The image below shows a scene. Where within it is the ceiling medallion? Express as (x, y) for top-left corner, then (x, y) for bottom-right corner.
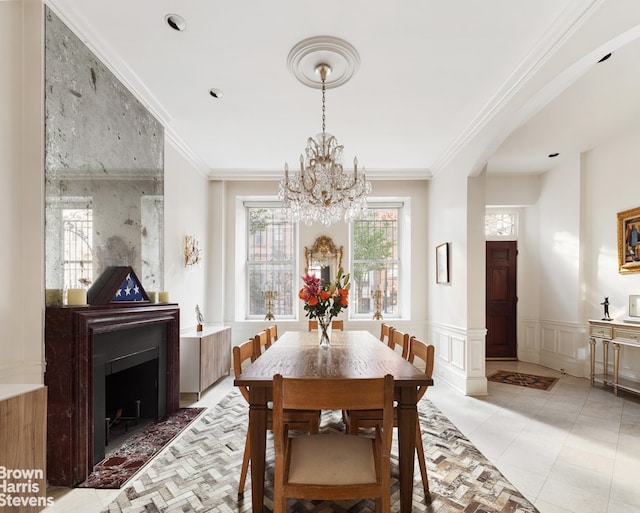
(287, 36), (360, 89)
(279, 38), (370, 227)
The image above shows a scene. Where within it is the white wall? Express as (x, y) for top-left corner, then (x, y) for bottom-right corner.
(428, 165), (489, 395)
(0, 0), (44, 384)
(518, 204), (541, 362)
(163, 140), (210, 332)
(486, 174), (541, 206)
(582, 127), (640, 380)
(538, 156), (582, 323)
(0, 1), (23, 382)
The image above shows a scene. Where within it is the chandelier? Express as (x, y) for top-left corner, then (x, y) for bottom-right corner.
(279, 63), (371, 226)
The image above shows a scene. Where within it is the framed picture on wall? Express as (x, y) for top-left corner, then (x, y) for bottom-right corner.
(436, 242), (450, 284)
(618, 206), (640, 274)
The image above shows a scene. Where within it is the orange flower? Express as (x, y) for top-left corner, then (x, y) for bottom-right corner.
(299, 268), (351, 320)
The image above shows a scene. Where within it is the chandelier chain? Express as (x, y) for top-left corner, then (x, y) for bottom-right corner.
(321, 74), (326, 136)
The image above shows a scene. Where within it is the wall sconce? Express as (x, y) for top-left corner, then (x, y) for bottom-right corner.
(184, 235), (202, 267)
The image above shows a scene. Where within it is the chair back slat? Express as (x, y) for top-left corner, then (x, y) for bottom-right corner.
(308, 319), (344, 331)
(267, 324), (278, 344)
(388, 328), (409, 359)
(379, 323), (392, 343)
(254, 329), (271, 359)
(232, 339), (255, 402)
(277, 377), (392, 412)
(407, 335), (435, 400)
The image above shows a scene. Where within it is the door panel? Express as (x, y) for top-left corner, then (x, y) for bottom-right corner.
(486, 241), (517, 359)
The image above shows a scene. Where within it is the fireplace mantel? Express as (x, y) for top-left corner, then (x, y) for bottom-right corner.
(45, 303), (180, 486)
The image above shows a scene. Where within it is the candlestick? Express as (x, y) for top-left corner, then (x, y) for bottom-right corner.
(373, 289), (383, 320)
(263, 290), (277, 320)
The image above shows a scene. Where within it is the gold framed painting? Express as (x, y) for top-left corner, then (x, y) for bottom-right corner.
(617, 206), (640, 274)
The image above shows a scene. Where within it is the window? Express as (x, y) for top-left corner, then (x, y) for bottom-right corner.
(485, 209), (518, 238)
(350, 205), (401, 318)
(63, 208), (93, 288)
(246, 204), (296, 319)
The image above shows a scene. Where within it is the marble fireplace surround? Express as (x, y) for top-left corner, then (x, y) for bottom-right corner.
(44, 304), (180, 487)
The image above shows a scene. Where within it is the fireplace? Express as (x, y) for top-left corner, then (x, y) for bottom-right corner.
(45, 304), (180, 486)
(93, 323), (167, 463)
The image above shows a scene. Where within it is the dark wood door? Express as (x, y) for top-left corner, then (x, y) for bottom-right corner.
(486, 241), (518, 359)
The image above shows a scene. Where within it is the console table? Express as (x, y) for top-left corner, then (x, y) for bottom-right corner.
(588, 319), (640, 396)
(180, 326), (231, 399)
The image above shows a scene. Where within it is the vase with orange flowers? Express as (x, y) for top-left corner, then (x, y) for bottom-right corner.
(299, 269), (350, 347)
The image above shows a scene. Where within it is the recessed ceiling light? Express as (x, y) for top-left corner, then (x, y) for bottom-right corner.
(165, 14), (186, 31)
(598, 52), (612, 63)
(209, 88), (224, 99)
(548, 153), (560, 158)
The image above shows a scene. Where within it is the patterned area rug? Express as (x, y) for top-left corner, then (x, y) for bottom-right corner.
(101, 389), (538, 513)
(488, 370), (558, 391)
(79, 408), (205, 489)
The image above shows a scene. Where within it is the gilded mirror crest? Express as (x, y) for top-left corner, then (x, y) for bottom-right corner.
(305, 236), (343, 283)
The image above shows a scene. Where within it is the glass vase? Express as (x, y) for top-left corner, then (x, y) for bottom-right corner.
(317, 314), (332, 348)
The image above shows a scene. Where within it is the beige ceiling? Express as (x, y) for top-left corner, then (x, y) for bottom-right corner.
(45, 0), (640, 180)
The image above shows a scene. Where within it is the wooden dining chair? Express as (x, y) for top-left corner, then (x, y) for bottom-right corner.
(387, 327), (409, 359)
(253, 329), (271, 360)
(272, 373), (394, 513)
(233, 339), (320, 498)
(379, 322), (392, 344)
(308, 319), (344, 331)
(343, 335), (435, 496)
(267, 324), (278, 345)
(330, 319), (344, 330)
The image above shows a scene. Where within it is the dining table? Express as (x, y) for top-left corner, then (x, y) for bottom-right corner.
(234, 329), (433, 513)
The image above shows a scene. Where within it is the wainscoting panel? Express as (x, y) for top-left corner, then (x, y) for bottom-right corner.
(524, 320), (588, 377)
(541, 326), (557, 352)
(518, 319), (540, 362)
(557, 326), (578, 358)
(450, 334), (466, 370)
(434, 329), (451, 362)
(430, 322), (487, 396)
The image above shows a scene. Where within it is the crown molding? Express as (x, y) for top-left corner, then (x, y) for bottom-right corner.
(430, 0), (606, 177)
(204, 167), (432, 181)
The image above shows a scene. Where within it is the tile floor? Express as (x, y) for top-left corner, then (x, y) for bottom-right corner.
(43, 361), (640, 513)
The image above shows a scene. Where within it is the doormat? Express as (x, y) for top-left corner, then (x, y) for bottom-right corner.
(78, 407), (205, 489)
(488, 370), (558, 391)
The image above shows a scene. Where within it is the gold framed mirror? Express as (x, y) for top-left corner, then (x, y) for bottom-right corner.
(305, 236), (343, 283)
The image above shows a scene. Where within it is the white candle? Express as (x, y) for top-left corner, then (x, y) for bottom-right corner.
(158, 291), (169, 303)
(147, 291), (157, 302)
(67, 288), (87, 306)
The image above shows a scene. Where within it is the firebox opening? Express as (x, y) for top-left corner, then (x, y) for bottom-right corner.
(93, 323), (167, 466)
(104, 358), (159, 450)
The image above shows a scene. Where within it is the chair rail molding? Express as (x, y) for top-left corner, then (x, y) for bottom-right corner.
(429, 321), (487, 396)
